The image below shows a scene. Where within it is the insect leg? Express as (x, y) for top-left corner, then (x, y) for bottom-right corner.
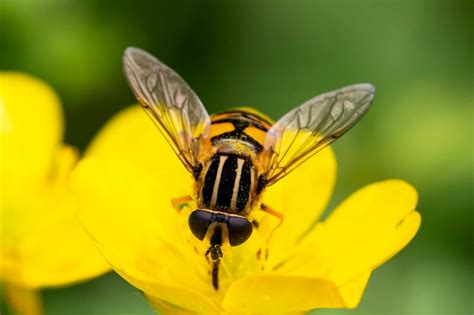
(171, 195), (193, 212)
(260, 203), (284, 220)
(246, 214), (260, 229)
(258, 203), (285, 264)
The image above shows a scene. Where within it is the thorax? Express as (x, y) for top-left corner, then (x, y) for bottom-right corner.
(195, 109), (273, 214)
(197, 153), (255, 214)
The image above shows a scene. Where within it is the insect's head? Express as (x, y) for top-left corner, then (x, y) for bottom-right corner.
(188, 209), (253, 247)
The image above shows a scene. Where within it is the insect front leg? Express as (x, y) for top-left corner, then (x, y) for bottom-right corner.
(253, 203), (285, 265)
(260, 203), (284, 221)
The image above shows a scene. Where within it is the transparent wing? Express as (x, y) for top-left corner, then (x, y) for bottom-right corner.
(123, 47), (210, 172)
(263, 84), (375, 185)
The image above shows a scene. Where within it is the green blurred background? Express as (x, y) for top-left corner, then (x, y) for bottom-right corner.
(1, 0), (472, 314)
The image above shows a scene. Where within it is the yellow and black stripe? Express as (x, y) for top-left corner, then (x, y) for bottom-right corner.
(208, 109), (273, 154)
(199, 109), (273, 214)
(201, 153), (254, 213)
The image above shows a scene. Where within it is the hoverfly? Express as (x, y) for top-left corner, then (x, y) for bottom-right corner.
(123, 47), (375, 290)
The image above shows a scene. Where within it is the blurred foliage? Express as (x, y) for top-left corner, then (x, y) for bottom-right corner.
(1, 0), (472, 314)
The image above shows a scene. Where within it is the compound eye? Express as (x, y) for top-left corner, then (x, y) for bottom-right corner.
(227, 216), (253, 246)
(188, 210), (213, 240)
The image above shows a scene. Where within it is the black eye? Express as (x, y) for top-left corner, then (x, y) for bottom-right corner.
(227, 216), (253, 246)
(188, 210), (213, 240)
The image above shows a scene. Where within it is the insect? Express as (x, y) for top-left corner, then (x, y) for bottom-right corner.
(123, 47), (375, 290)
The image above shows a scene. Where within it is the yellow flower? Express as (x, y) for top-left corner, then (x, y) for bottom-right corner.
(71, 106), (421, 314)
(0, 73), (110, 314)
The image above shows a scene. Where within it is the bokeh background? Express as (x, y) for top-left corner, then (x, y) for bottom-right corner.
(1, 0), (472, 314)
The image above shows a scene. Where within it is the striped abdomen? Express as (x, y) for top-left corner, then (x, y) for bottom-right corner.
(200, 153), (255, 214)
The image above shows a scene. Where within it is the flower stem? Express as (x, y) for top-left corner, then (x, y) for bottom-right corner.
(4, 284), (43, 315)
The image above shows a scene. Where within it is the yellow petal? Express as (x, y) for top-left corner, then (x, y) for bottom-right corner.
(70, 155), (187, 254)
(322, 179), (420, 279)
(0, 72), (63, 190)
(278, 180), (421, 307)
(147, 297), (193, 315)
(0, 72), (108, 288)
(70, 157), (218, 302)
(0, 146), (109, 288)
(142, 284), (220, 314)
(261, 147), (336, 268)
(336, 270), (371, 309)
(223, 274), (344, 313)
(85, 106), (190, 198)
